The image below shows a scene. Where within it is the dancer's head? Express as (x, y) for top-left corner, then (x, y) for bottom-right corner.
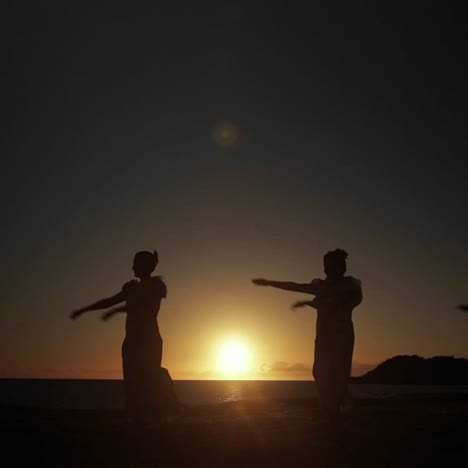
(133, 250), (159, 279)
(323, 249), (348, 279)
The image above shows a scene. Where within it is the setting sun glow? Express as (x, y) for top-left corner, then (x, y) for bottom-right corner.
(217, 340), (251, 375)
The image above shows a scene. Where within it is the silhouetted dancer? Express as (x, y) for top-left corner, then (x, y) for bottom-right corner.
(70, 250), (179, 425)
(252, 249), (362, 431)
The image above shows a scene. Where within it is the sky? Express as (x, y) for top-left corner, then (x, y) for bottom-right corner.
(3, 2), (468, 380)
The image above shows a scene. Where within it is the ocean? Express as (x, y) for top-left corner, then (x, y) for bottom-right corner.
(1, 379), (468, 409)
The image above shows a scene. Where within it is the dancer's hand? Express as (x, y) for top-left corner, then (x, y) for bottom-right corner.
(101, 310), (116, 321)
(70, 309), (84, 320)
(291, 300), (313, 310)
(252, 278), (271, 286)
(456, 304), (468, 311)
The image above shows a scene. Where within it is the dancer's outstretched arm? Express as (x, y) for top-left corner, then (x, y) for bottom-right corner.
(457, 304), (468, 311)
(291, 300), (315, 310)
(70, 292), (125, 320)
(101, 304), (128, 321)
(252, 278), (319, 295)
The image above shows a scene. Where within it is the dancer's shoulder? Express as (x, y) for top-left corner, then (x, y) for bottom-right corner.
(151, 276), (167, 297)
(121, 279), (138, 293)
(344, 276), (361, 288)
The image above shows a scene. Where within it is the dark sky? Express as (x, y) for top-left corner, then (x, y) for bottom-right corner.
(3, 2), (468, 378)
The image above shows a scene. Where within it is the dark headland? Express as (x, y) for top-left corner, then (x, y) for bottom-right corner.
(352, 355), (468, 384)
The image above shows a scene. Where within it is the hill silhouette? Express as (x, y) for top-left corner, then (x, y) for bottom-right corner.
(352, 355), (468, 384)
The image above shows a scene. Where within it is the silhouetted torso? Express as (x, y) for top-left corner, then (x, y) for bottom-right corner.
(120, 276), (168, 418)
(122, 276), (167, 343)
(310, 275), (362, 417)
(311, 276), (361, 339)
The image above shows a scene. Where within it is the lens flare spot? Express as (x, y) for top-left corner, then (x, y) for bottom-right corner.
(212, 121), (242, 147)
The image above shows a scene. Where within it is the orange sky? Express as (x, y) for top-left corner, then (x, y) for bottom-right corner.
(5, 3), (468, 381)
(3, 238), (468, 380)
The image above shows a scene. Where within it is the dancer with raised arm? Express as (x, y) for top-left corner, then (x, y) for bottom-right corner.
(70, 250), (178, 425)
(253, 249), (362, 431)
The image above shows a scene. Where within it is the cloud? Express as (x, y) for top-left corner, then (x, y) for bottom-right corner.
(0, 367), (123, 379)
(261, 361), (311, 373)
(260, 360), (376, 377)
(78, 368), (121, 374)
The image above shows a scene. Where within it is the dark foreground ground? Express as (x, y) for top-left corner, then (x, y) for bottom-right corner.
(2, 397), (467, 468)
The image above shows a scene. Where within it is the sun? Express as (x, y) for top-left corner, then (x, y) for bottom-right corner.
(217, 340), (251, 375)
